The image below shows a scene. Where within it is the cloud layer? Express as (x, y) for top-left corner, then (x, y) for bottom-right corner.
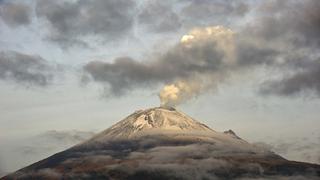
(36, 0), (136, 47)
(245, 0), (320, 96)
(137, 0), (181, 33)
(82, 0), (320, 104)
(0, 51), (55, 86)
(1, 0), (320, 101)
(0, 1), (31, 27)
(84, 26), (237, 105)
(254, 135), (320, 165)
(181, 0), (249, 27)
(7, 134), (320, 179)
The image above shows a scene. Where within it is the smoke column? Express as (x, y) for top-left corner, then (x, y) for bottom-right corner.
(159, 26), (235, 107)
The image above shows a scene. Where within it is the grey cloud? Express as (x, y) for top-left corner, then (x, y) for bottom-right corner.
(181, 0), (249, 26)
(0, 51), (54, 86)
(83, 0), (320, 99)
(236, 0), (319, 67)
(247, 0), (320, 48)
(82, 29), (281, 98)
(36, 0), (136, 48)
(260, 62), (320, 96)
(83, 36), (226, 95)
(248, 0), (320, 96)
(15, 168), (62, 179)
(82, 27), (281, 98)
(0, 1), (31, 27)
(236, 42), (280, 66)
(138, 0), (182, 33)
(83, 57), (159, 95)
(248, 0), (320, 60)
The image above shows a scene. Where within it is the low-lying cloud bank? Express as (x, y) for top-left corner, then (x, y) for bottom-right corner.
(2, 129), (319, 178)
(7, 134), (320, 179)
(254, 135), (320, 165)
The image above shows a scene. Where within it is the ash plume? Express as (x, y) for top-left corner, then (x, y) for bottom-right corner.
(159, 81), (200, 107)
(84, 26), (235, 105)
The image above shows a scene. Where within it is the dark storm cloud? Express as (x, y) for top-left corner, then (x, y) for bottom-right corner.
(0, 1), (31, 27)
(35, 0), (136, 48)
(0, 51), (53, 86)
(138, 0), (182, 33)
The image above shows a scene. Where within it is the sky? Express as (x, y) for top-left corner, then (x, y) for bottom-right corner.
(0, 0), (320, 174)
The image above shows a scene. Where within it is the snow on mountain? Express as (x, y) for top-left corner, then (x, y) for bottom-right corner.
(92, 107), (213, 139)
(3, 107), (320, 180)
(72, 106), (275, 159)
(84, 107), (260, 151)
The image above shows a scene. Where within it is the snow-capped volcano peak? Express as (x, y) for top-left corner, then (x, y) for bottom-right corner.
(5, 107), (320, 180)
(129, 106), (212, 131)
(92, 107), (214, 140)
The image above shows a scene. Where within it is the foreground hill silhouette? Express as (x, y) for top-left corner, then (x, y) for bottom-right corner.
(3, 107), (320, 179)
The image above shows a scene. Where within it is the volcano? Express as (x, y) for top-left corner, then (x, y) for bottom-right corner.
(3, 107), (320, 179)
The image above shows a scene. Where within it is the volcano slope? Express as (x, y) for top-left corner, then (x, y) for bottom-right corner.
(3, 107), (320, 179)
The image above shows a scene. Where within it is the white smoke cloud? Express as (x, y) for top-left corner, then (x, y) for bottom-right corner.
(159, 26), (236, 107)
(159, 80), (201, 107)
(180, 26), (236, 63)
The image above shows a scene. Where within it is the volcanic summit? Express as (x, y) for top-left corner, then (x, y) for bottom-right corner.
(3, 107), (320, 179)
